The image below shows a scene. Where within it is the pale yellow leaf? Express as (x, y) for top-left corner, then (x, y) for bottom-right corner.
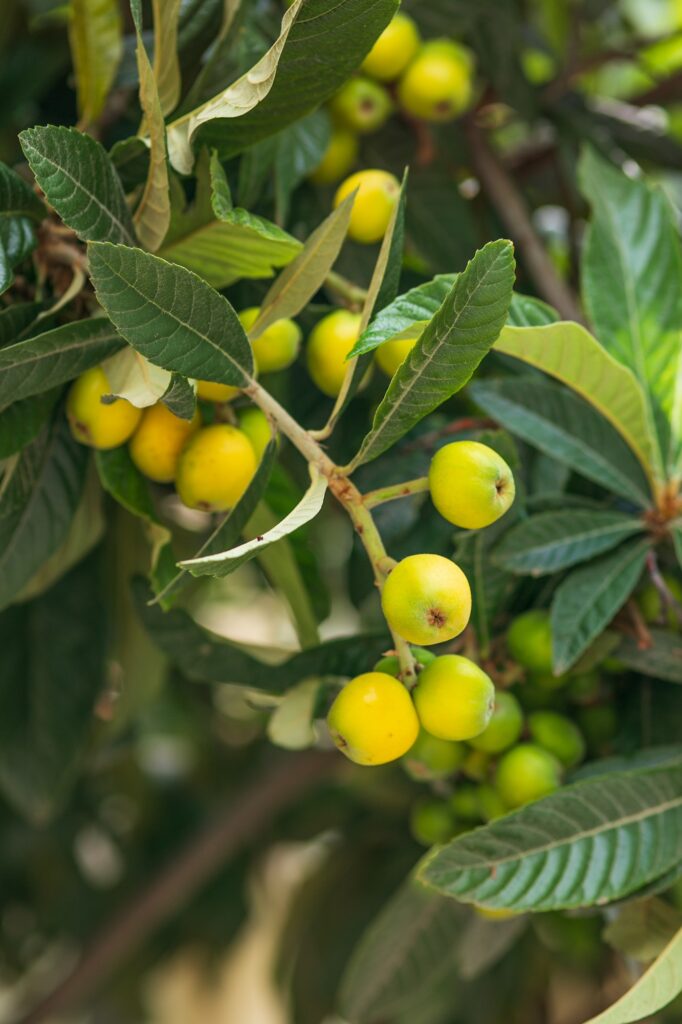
(102, 347), (171, 407)
(132, 11), (171, 252)
(68, 0), (123, 126)
(151, 0), (181, 116)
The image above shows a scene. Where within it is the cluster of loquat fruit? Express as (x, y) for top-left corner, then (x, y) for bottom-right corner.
(308, 8), (475, 246)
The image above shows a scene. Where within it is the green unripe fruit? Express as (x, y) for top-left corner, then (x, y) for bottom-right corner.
(469, 690), (523, 754)
(397, 39), (474, 122)
(309, 128), (359, 185)
(461, 747), (491, 782)
(410, 798), (457, 846)
(531, 670), (572, 692)
(361, 12), (421, 82)
(381, 553), (471, 646)
(429, 440), (515, 530)
(566, 670), (601, 705)
(413, 655), (495, 741)
(373, 647), (436, 676)
(329, 77), (392, 134)
(507, 610), (554, 675)
(402, 728), (465, 781)
(528, 711), (586, 768)
(477, 783), (507, 822)
(238, 307), (301, 374)
(237, 407), (274, 462)
(326, 671), (419, 765)
(637, 574), (682, 629)
(449, 782), (483, 823)
(334, 168), (401, 244)
(495, 743), (562, 809)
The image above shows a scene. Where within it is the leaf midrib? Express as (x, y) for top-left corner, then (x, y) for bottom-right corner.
(507, 517), (640, 560)
(0, 327), (120, 373)
(429, 775), (682, 872)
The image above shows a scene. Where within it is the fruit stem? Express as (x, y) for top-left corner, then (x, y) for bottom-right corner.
(324, 270), (368, 311)
(245, 379), (418, 684)
(363, 476), (430, 509)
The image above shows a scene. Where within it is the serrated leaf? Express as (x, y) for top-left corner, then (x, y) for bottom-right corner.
(180, 464), (327, 577)
(20, 125), (135, 245)
(152, 437), (277, 605)
(0, 161), (45, 293)
(494, 511), (644, 576)
(351, 240), (515, 468)
(470, 377), (653, 507)
(0, 389), (59, 458)
(0, 553), (106, 821)
(101, 346), (171, 407)
(615, 629), (682, 683)
(95, 444), (158, 522)
(248, 192), (355, 339)
(136, 578), (389, 692)
(151, 0), (181, 116)
(0, 318), (123, 407)
(579, 147), (682, 478)
(267, 678), (319, 750)
(420, 753), (682, 913)
(580, 926), (682, 1024)
(168, 0), (397, 168)
(68, 0), (123, 126)
(130, 0), (171, 252)
(338, 880), (466, 1023)
(551, 538), (651, 674)
(158, 153), (299, 288)
(0, 302), (43, 348)
(494, 321), (660, 492)
(167, 0), (304, 173)
(0, 416), (88, 610)
(161, 373), (196, 420)
(87, 242), (254, 386)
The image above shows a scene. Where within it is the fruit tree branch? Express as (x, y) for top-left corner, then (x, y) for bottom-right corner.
(464, 118), (583, 323)
(364, 476), (431, 509)
(16, 751), (335, 1024)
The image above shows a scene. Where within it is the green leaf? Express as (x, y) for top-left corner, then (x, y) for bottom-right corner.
(494, 321), (660, 493)
(420, 752), (682, 913)
(167, 0), (398, 168)
(0, 389), (59, 458)
(151, 0), (181, 116)
(180, 464), (327, 578)
(248, 192), (355, 339)
(152, 437), (278, 605)
(455, 526), (517, 657)
(338, 880), (466, 1024)
(20, 125), (135, 245)
(551, 538), (651, 674)
(0, 161), (45, 293)
(67, 0), (123, 126)
(87, 242), (254, 386)
(615, 629), (682, 684)
(351, 240), (515, 467)
(494, 511), (645, 576)
(0, 302), (43, 348)
(130, 0), (171, 252)
(157, 154), (300, 288)
(507, 293), (559, 327)
(95, 444), (158, 522)
(0, 553), (106, 821)
(273, 109), (331, 223)
(579, 147), (682, 477)
(161, 373), (196, 420)
(0, 318), (123, 406)
(135, 579), (389, 692)
(579, 926), (682, 1024)
(470, 378), (653, 507)
(0, 416), (88, 611)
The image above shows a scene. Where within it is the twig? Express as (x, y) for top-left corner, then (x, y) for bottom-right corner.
(16, 751), (335, 1024)
(364, 476), (430, 510)
(324, 270), (368, 311)
(463, 118), (584, 323)
(626, 599), (653, 650)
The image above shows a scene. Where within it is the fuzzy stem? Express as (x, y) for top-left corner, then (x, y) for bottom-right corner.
(364, 476), (430, 510)
(324, 270), (368, 310)
(245, 379), (418, 683)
